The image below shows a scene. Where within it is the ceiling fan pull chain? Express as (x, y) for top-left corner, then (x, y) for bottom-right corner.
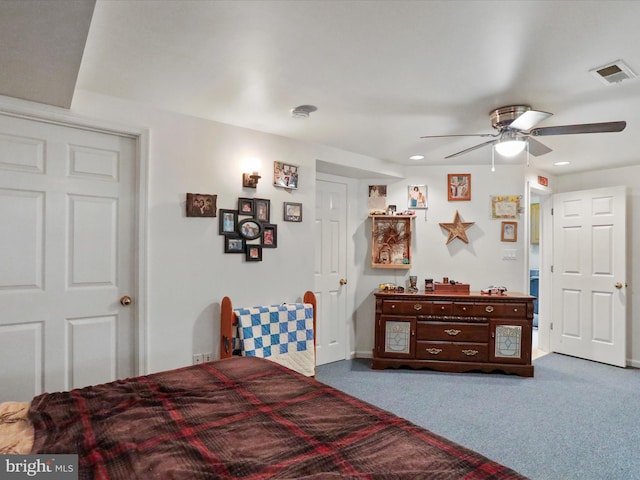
(526, 139), (530, 167)
(491, 145), (495, 172)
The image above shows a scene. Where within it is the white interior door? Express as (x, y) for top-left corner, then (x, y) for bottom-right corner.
(0, 113), (137, 401)
(551, 186), (627, 367)
(314, 179), (348, 365)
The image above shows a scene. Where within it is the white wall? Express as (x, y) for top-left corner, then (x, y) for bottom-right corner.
(351, 164), (530, 357)
(554, 165), (640, 367)
(14, 90), (636, 372)
(70, 91), (390, 374)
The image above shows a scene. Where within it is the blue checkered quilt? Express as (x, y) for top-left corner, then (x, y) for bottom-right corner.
(234, 303), (314, 359)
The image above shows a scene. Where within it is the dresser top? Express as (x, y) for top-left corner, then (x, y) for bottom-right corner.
(374, 291), (535, 301)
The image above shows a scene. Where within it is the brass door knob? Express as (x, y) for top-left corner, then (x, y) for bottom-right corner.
(339, 278), (347, 285)
(615, 282), (626, 289)
(120, 295), (132, 306)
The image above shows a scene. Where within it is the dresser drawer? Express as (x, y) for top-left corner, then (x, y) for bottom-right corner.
(381, 300), (432, 315)
(416, 341), (488, 362)
(417, 322), (488, 342)
(461, 302), (528, 318)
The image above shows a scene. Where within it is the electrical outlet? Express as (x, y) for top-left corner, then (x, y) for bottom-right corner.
(203, 352), (212, 363)
(193, 354), (204, 365)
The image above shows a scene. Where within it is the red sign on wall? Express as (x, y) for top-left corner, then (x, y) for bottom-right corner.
(538, 176), (549, 187)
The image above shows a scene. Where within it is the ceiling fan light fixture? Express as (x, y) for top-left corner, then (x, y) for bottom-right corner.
(495, 131), (526, 157)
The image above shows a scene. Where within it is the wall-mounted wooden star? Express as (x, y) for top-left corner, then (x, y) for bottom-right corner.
(439, 210), (475, 245)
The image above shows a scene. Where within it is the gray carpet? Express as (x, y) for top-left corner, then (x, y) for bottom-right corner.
(316, 353), (640, 480)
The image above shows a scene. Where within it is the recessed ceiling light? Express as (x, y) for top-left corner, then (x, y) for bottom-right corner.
(554, 161), (570, 166)
(409, 155), (424, 160)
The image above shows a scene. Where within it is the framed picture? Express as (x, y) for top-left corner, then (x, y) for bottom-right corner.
(501, 221), (518, 242)
(491, 195), (521, 219)
(254, 198), (270, 223)
(245, 244), (263, 262)
(408, 185), (427, 209)
(186, 193), (217, 217)
(238, 197), (255, 215)
(261, 224), (277, 248)
(273, 161), (299, 189)
(448, 174), (471, 201)
(368, 185), (387, 211)
(237, 218), (263, 240)
(284, 202), (302, 222)
(224, 235), (245, 253)
(218, 209), (238, 235)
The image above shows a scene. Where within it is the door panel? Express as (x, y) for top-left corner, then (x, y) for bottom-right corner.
(551, 186), (626, 367)
(0, 114), (137, 401)
(314, 180), (347, 365)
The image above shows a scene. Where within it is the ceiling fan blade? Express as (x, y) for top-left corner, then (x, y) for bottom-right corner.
(530, 121), (626, 137)
(526, 137), (552, 156)
(445, 139), (497, 159)
(420, 133), (498, 139)
(509, 109), (553, 131)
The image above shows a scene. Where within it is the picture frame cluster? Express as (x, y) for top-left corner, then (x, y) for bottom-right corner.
(219, 197), (278, 261)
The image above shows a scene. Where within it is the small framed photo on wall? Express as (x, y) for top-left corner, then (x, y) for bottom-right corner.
(501, 221), (517, 242)
(408, 185), (427, 209)
(224, 235), (245, 253)
(261, 224), (277, 248)
(218, 209), (238, 235)
(238, 197), (255, 215)
(273, 161), (299, 189)
(284, 202), (302, 222)
(245, 244), (263, 262)
(186, 193), (217, 217)
(448, 174), (471, 201)
(491, 195), (521, 219)
(254, 198), (270, 223)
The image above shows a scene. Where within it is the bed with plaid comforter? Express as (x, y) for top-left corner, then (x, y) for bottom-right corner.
(29, 356), (527, 479)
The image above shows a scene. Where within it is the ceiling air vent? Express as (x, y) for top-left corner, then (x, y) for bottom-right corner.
(590, 60), (637, 85)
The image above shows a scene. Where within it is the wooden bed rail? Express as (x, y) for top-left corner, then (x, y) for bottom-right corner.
(220, 291), (317, 359)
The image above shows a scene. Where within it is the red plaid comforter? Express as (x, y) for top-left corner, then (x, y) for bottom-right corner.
(29, 356), (527, 479)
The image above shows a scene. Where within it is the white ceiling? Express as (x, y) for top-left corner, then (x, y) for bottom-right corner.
(3, 0), (640, 175)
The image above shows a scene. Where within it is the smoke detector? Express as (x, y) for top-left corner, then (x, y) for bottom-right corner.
(590, 60), (637, 85)
(291, 105), (317, 119)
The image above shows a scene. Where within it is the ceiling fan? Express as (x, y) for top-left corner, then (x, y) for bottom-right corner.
(420, 105), (626, 159)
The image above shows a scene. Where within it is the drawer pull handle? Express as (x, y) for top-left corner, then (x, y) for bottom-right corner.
(462, 349), (479, 356)
(441, 306), (446, 311)
(444, 329), (461, 336)
(485, 306), (494, 313)
(426, 348), (443, 355)
(513, 308), (518, 312)
(391, 305), (396, 309)
(413, 304), (423, 311)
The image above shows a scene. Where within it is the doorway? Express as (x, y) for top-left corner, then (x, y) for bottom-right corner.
(528, 184), (550, 358)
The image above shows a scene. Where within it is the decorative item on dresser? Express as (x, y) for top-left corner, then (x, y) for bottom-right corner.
(372, 291), (535, 377)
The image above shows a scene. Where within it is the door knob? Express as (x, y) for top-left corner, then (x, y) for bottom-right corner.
(615, 282), (625, 289)
(120, 295), (132, 306)
(339, 278), (347, 285)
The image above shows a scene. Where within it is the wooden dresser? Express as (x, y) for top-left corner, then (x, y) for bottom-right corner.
(373, 291), (535, 377)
